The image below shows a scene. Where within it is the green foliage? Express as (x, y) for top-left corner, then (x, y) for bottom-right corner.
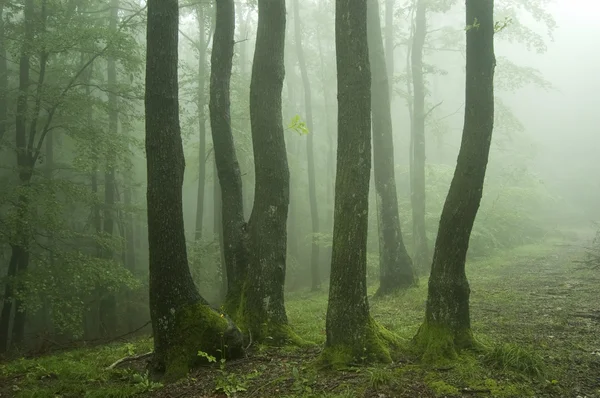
(188, 236), (224, 302)
(286, 115), (310, 136)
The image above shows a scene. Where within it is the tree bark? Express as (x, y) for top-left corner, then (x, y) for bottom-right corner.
(414, 0), (496, 360)
(244, 0), (296, 343)
(195, 4), (208, 241)
(292, 0), (320, 291)
(99, 0), (119, 338)
(322, 0), (398, 367)
(367, 0), (416, 295)
(210, 0), (249, 313)
(145, 0), (242, 380)
(410, 0), (429, 272)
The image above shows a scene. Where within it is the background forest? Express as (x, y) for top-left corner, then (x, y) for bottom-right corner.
(0, 0), (599, 397)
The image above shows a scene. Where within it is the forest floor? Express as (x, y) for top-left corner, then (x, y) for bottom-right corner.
(0, 238), (599, 397)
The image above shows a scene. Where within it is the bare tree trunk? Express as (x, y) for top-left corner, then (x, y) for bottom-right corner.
(195, 4), (208, 241)
(367, 0), (416, 295)
(211, 0), (249, 313)
(145, 0), (242, 380)
(414, 0), (496, 360)
(410, 0), (429, 272)
(244, 0), (295, 343)
(292, 0), (320, 291)
(99, 0), (119, 338)
(385, 0), (394, 100)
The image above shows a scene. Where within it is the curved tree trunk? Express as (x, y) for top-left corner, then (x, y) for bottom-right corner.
(414, 0), (496, 360)
(243, 0), (296, 343)
(210, 0), (249, 313)
(145, 0), (242, 381)
(410, 0), (429, 272)
(322, 0), (399, 368)
(292, 0), (320, 292)
(367, 0), (416, 295)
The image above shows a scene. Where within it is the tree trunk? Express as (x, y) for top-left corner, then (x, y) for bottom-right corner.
(99, 0), (119, 339)
(8, 0), (35, 350)
(195, 4), (208, 241)
(410, 0), (429, 272)
(244, 0), (297, 343)
(213, 160), (226, 301)
(385, 0), (394, 100)
(0, 1), (7, 143)
(210, 0), (249, 313)
(292, 0), (320, 291)
(145, 0), (243, 381)
(322, 0), (399, 368)
(414, 0), (496, 361)
(367, 0), (416, 295)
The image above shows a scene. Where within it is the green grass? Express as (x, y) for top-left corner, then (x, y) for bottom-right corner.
(1, 239), (599, 397)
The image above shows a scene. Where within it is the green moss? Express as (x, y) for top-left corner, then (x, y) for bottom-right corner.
(428, 380), (459, 395)
(319, 319), (403, 369)
(412, 322), (479, 363)
(163, 303), (243, 382)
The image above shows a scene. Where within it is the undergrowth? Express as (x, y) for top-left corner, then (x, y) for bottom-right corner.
(0, 240), (597, 397)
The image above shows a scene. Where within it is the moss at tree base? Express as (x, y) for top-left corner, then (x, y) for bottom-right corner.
(412, 321), (481, 363)
(161, 302), (244, 382)
(319, 318), (403, 369)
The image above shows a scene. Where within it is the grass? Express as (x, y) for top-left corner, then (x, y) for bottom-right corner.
(1, 238), (599, 397)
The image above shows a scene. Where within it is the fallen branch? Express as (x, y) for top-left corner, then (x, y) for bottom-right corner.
(106, 351), (153, 370)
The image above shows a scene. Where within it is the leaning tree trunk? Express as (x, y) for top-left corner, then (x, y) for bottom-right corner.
(292, 0), (320, 291)
(410, 0), (429, 272)
(99, 0), (119, 338)
(194, 4), (208, 241)
(367, 0), (416, 296)
(414, 0), (496, 361)
(322, 0), (399, 368)
(210, 0), (249, 314)
(243, 0), (299, 344)
(145, 0), (243, 381)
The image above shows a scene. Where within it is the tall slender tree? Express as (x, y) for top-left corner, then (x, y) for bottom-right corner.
(414, 0), (496, 360)
(195, 4), (208, 241)
(210, 0), (249, 314)
(0, 0), (7, 143)
(99, 0), (119, 338)
(322, 0), (399, 367)
(385, 0), (394, 97)
(243, 0), (297, 342)
(367, 0), (416, 295)
(292, 0), (320, 291)
(145, 0), (242, 380)
(410, 0), (429, 272)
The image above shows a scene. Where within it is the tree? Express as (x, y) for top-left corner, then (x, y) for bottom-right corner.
(0, 0), (6, 144)
(322, 0), (399, 367)
(414, 0), (496, 360)
(410, 0), (429, 272)
(209, 0), (248, 313)
(241, 0), (297, 343)
(367, 0), (416, 295)
(145, 0), (242, 380)
(291, 0), (320, 291)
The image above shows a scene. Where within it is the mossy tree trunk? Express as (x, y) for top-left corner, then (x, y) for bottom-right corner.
(292, 0), (320, 292)
(244, 0), (296, 343)
(322, 0), (399, 368)
(410, 0), (429, 272)
(414, 0), (496, 361)
(367, 0), (416, 296)
(210, 0), (249, 313)
(145, 0), (243, 380)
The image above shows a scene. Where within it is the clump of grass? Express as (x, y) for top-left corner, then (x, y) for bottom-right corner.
(367, 367), (394, 389)
(483, 343), (546, 379)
